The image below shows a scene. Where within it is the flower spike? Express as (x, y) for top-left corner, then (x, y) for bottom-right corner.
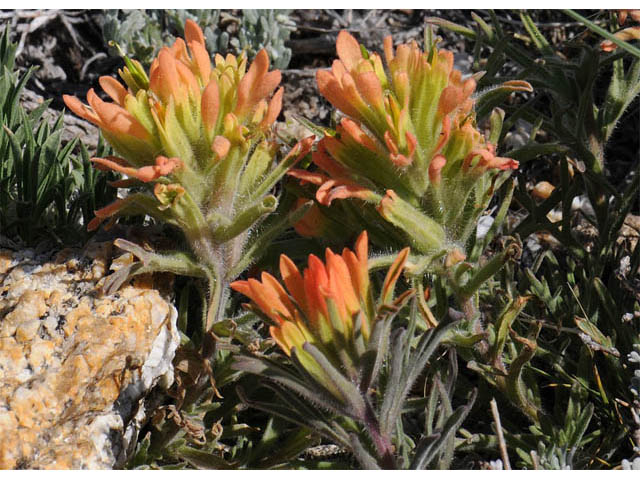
(64, 19), (308, 332)
(232, 231), (410, 382)
(292, 30), (524, 254)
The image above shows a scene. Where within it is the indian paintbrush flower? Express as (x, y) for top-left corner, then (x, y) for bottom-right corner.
(230, 231), (474, 469)
(231, 231), (411, 400)
(64, 20), (313, 330)
(290, 31), (529, 257)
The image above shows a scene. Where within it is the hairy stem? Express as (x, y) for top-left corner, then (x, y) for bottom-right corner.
(363, 402), (396, 469)
(205, 267), (224, 333)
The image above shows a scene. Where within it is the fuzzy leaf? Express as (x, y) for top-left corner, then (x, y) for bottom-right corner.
(520, 12), (553, 56)
(600, 58), (640, 142)
(489, 296), (529, 366)
(233, 354), (348, 416)
(348, 433), (381, 470)
(303, 343), (366, 419)
(574, 312), (619, 357)
(387, 319), (459, 436)
(358, 316), (392, 394)
(461, 244), (520, 300)
(177, 446), (237, 469)
(470, 180), (515, 262)
(475, 80), (533, 121)
(504, 142), (569, 164)
(379, 328), (408, 438)
(410, 389), (477, 469)
(212, 195), (278, 243)
(103, 239), (208, 295)
(424, 17), (477, 39)
(237, 385), (350, 448)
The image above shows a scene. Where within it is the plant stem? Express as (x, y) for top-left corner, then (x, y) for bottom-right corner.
(205, 262), (226, 333)
(363, 402), (396, 469)
(460, 293), (485, 341)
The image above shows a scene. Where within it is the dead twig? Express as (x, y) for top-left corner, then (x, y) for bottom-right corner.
(281, 68), (320, 77)
(490, 397), (511, 470)
(59, 12), (82, 50)
(325, 9), (350, 28)
(530, 450), (540, 469)
(80, 52), (107, 81)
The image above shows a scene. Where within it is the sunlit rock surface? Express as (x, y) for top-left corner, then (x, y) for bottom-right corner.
(0, 243), (178, 469)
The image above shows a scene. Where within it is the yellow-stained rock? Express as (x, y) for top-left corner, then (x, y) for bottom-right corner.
(0, 243), (178, 469)
(0, 250), (12, 275)
(29, 340), (55, 370)
(15, 319), (41, 343)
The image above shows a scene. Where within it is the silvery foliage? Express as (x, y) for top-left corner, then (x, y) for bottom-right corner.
(102, 10), (294, 69)
(102, 9), (166, 65)
(623, 345), (640, 470)
(233, 10), (295, 70)
(532, 442), (576, 470)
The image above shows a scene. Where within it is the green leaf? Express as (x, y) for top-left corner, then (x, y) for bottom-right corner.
(424, 17), (476, 39)
(349, 432), (381, 469)
(103, 239), (208, 295)
(577, 287), (619, 358)
(475, 80), (533, 127)
(233, 355), (347, 416)
(252, 424), (315, 469)
(471, 12), (494, 40)
(379, 328), (408, 438)
(303, 343), (366, 418)
(358, 314), (391, 393)
(569, 403), (594, 447)
(236, 385), (350, 448)
(600, 58), (640, 142)
(381, 320), (458, 438)
(470, 180), (515, 262)
(563, 9), (640, 59)
(0, 27), (17, 72)
(461, 244), (520, 300)
(488, 107), (505, 145)
(177, 446), (237, 469)
(212, 195), (278, 243)
(489, 296), (528, 366)
(410, 389), (476, 469)
(247, 139), (312, 204)
(505, 330), (540, 421)
(504, 142), (569, 164)
(520, 12), (553, 56)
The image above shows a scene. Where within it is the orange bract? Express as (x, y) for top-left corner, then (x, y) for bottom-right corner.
(288, 31), (524, 251)
(63, 19), (283, 177)
(231, 232), (409, 357)
(299, 31), (518, 206)
(63, 19), (288, 232)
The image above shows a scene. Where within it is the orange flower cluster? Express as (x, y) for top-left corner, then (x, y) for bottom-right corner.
(289, 31), (523, 252)
(232, 232), (409, 383)
(65, 20), (281, 166)
(63, 20), (313, 337)
(64, 20), (300, 233)
(232, 231), (374, 351)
